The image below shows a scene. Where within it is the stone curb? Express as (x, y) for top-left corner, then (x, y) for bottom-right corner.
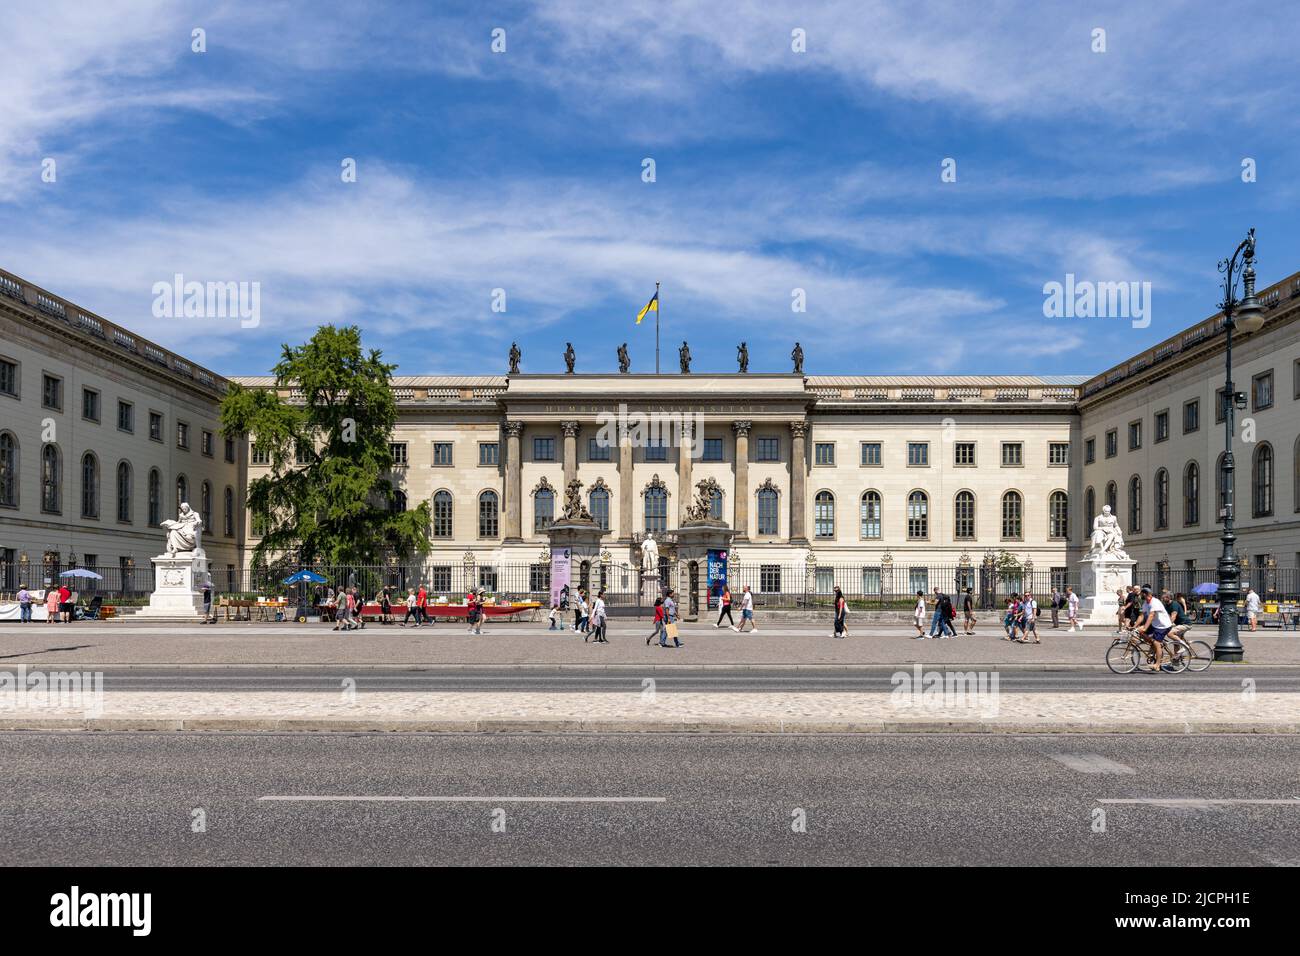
(0, 716), (1297, 734)
(10, 662), (1298, 671)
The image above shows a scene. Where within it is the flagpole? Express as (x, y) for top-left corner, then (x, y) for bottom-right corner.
(655, 281), (661, 374)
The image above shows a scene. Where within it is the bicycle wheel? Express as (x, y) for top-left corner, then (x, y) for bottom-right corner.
(1184, 640), (1214, 672)
(1105, 640), (1139, 674)
(1163, 640), (1190, 674)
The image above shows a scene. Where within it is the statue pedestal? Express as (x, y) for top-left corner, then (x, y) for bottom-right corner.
(1076, 556), (1136, 628)
(673, 519), (736, 622)
(640, 573), (661, 604)
(134, 553), (207, 620)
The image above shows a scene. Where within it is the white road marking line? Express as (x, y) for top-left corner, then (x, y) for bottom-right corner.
(1050, 754), (1136, 774)
(1098, 798), (1300, 806)
(258, 795), (666, 803)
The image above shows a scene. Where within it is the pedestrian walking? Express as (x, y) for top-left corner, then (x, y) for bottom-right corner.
(201, 577), (214, 624)
(58, 583), (73, 623)
(1244, 585), (1262, 632)
(962, 587), (975, 635)
(1001, 595), (1020, 640)
(832, 586), (847, 638)
(663, 589), (682, 647)
(714, 585), (735, 628)
(912, 590), (927, 639)
(400, 588), (421, 627)
(591, 590), (608, 643)
(381, 586), (393, 624)
(548, 602), (561, 630)
(45, 586), (59, 624)
(1066, 585), (1080, 632)
(648, 596), (665, 645)
(929, 588), (956, 638)
(1018, 591), (1040, 644)
(735, 585), (756, 633)
(1049, 587), (1062, 628)
(17, 584), (32, 624)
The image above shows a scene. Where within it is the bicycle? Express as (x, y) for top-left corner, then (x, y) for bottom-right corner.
(1105, 626), (1213, 674)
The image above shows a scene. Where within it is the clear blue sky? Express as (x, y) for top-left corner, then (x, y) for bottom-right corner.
(1, 1), (1296, 377)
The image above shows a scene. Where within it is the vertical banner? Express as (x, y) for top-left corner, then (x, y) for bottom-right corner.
(706, 548), (728, 610)
(550, 547), (571, 609)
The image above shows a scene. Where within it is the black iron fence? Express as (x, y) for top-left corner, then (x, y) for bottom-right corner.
(2, 559), (1296, 611)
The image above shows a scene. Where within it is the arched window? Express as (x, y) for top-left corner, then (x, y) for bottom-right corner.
(1000, 490), (1022, 540)
(588, 486), (609, 531)
(709, 487), (724, 520)
(1252, 443), (1273, 517)
(116, 461), (132, 523)
(535, 487), (554, 533)
(41, 444), (61, 513)
(432, 490), (453, 537)
(814, 490), (835, 539)
(907, 490), (928, 539)
(479, 490), (499, 537)
(0, 432), (17, 507)
(1128, 475), (1141, 534)
(224, 486), (234, 536)
(148, 469), (162, 526)
(1083, 487), (1095, 542)
(1184, 462), (1200, 526)
(954, 490), (975, 540)
(860, 490), (881, 539)
(1154, 468), (1169, 530)
(81, 452), (99, 518)
(176, 474), (188, 512)
(1105, 481), (1117, 515)
(1049, 490), (1068, 540)
(391, 489), (408, 512)
(645, 483), (668, 534)
(201, 480), (212, 530)
(1216, 452), (1229, 522)
(756, 486), (779, 535)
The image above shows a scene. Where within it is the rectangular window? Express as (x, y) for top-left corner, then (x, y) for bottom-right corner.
(81, 388), (99, 422)
(0, 358), (16, 397)
(1154, 410), (1169, 443)
(1001, 442), (1023, 467)
(1252, 370), (1273, 411)
(757, 489), (779, 535)
(954, 442), (975, 466)
(201, 430), (214, 457)
(1295, 359), (1300, 400)
(176, 421), (190, 450)
(1215, 388), (1227, 424)
(388, 442), (408, 466)
(149, 412), (163, 442)
(42, 374), (62, 411)
(860, 442), (881, 466)
(429, 566), (452, 593)
(907, 442), (928, 467)
(909, 567), (929, 595)
(756, 437), (780, 462)
(861, 567), (881, 596)
(432, 442), (453, 466)
(759, 565), (782, 594)
(814, 442), (835, 466)
(225, 436), (235, 463)
(1183, 399), (1199, 434)
(1084, 437), (1095, 464)
(117, 400), (134, 433)
(478, 566), (498, 593)
(587, 437), (612, 461)
(529, 563), (550, 594)
(815, 567), (834, 594)
(251, 443), (269, 465)
(479, 442), (499, 466)
(701, 438), (723, 462)
(1049, 442), (1070, 466)
(1128, 421), (1142, 451)
(645, 439), (667, 462)
(1105, 429), (1117, 458)
(533, 437), (555, 461)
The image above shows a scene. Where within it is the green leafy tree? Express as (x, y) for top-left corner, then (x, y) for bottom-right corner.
(220, 325), (429, 566)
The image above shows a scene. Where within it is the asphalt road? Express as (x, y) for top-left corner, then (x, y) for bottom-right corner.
(1, 732), (1297, 865)
(65, 665), (1300, 693)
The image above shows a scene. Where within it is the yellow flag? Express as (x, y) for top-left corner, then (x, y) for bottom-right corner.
(636, 291), (659, 325)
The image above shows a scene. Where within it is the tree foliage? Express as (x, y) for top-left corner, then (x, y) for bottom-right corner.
(220, 325), (429, 565)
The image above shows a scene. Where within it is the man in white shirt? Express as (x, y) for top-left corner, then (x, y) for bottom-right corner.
(1137, 585), (1173, 671)
(1244, 586), (1262, 632)
(1066, 586), (1080, 632)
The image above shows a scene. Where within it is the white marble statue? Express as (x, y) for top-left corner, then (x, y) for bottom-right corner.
(161, 502), (204, 557)
(1086, 505), (1128, 560)
(640, 533), (659, 575)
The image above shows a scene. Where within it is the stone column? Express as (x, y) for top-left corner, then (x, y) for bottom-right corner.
(503, 421), (523, 542)
(618, 422), (634, 541)
(789, 420), (809, 545)
(677, 419), (694, 525)
(561, 420), (579, 486)
(732, 420), (751, 540)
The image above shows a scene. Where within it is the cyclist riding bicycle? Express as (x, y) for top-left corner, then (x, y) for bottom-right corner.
(1134, 584), (1174, 672)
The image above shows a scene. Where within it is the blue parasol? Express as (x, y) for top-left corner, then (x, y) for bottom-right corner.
(282, 570), (328, 585)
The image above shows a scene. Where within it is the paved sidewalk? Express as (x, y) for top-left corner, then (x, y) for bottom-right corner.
(1, 619), (1297, 667)
(2, 689), (1297, 734)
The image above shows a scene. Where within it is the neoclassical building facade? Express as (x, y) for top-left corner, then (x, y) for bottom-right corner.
(3, 262), (1299, 595)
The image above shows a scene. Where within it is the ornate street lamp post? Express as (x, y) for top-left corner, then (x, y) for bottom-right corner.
(1214, 228), (1265, 662)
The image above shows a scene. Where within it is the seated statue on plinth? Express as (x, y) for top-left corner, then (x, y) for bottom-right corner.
(161, 502), (204, 557)
(1085, 505), (1128, 560)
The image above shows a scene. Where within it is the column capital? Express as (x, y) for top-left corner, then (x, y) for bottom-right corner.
(789, 420), (809, 439)
(504, 420), (524, 438)
(732, 420), (752, 437)
(560, 420), (581, 437)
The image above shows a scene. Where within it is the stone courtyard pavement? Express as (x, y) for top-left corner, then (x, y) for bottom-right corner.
(2, 619), (1298, 667)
